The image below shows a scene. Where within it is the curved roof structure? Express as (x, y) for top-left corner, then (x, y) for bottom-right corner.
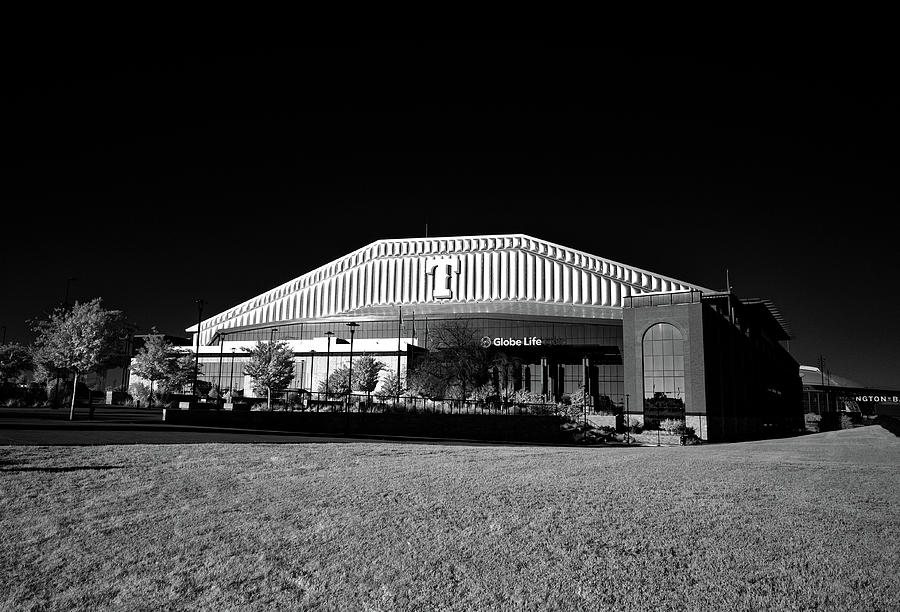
(189, 234), (712, 346)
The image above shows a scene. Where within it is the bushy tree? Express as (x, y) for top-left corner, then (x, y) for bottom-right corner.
(243, 341), (295, 410)
(31, 299), (124, 420)
(376, 369), (405, 401)
(352, 356), (386, 396)
(163, 352), (201, 395)
(319, 366), (350, 398)
(129, 334), (170, 405)
(0, 343), (32, 385)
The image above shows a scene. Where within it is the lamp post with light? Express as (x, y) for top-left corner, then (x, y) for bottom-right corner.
(324, 331), (334, 398)
(309, 350), (316, 394)
(193, 299), (205, 397)
(229, 348), (236, 396)
(346, 322), (359, 412)
(217, 331), (226, 393)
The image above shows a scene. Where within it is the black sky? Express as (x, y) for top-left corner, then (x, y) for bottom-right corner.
(2, 41), (898, 388)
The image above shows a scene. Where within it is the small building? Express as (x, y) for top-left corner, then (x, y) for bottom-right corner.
(799, 365), (900, 420)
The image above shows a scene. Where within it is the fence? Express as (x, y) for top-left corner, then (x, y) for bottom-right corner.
(226, 390), (580, 417)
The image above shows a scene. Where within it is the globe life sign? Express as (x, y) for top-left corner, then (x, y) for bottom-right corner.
(481, 336), (543, 348)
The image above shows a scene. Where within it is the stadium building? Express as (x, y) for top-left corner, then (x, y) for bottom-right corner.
(182, 234), (802, 441)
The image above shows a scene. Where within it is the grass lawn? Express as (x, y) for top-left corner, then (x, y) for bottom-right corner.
(2, 428), (899, 611)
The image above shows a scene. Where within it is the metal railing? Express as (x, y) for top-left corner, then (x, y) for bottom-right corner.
(222, 390), (581, 417)
(623, 290), (702, 309)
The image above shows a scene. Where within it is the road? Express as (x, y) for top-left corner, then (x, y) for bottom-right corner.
(0, 404), (371, 445)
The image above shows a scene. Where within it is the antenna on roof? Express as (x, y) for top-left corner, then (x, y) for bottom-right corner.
(425, 221), (428, 238)
(726, 268), (733, 294)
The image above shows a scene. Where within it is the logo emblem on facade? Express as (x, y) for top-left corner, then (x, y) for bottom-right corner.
(479, 336), (544, 348)
(425, 256), (460, 299)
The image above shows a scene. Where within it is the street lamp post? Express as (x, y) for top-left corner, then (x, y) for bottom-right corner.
(625, 394), (630, 444)
(324, 331), (334, 398)
(217, 332), (226, 393)
(229, 348), (236, 395)
(309, 350), (316, 393)
(193, 299), (205, 397)
(582, 356), (588, 431)
(346, 322), (359, 411)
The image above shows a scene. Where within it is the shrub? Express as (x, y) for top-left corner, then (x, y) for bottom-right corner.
(624, 418), (644, 433)
(129, 382), (151, 405)
(840, 413), (855, 430)
(557, 402), (585, 423)
(510, 389), (545, 406)
(681, 433), (702, 445)
(660, 418), (686, 434)
(820, 412), (858, 431)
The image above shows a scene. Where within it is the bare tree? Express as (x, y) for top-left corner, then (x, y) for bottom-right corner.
(408, 319), (491, 401)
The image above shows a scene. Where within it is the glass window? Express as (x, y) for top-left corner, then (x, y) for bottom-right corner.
(642, 323), (685, 427)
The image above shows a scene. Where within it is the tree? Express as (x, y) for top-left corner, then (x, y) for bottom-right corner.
(376, 369), (405, 401)
(351, 356), (386, 397)
(129, 333), (170, 405)
(164, 352), (201, 395)
(0, 343), (32, 385)
(408, 319), (491, 400)
(318, 366), (350, 398)
(490, 351), (522, 401)
(31, 299), (124, 420)
(243, 341), (295, 410)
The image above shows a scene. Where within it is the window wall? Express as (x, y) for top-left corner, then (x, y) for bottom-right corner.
(213, 317), (623, 349)
(642, 323), (686, 421)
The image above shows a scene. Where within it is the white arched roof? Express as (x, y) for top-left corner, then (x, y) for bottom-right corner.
(189, 234), (710, 346)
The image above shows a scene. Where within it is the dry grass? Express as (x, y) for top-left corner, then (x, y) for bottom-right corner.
(2, 427), (899, 611)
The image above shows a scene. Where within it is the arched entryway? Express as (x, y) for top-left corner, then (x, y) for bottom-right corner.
(642, 323), (686, 427)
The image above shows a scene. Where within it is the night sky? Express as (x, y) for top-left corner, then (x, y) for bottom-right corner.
(2, 42), (898, 388)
